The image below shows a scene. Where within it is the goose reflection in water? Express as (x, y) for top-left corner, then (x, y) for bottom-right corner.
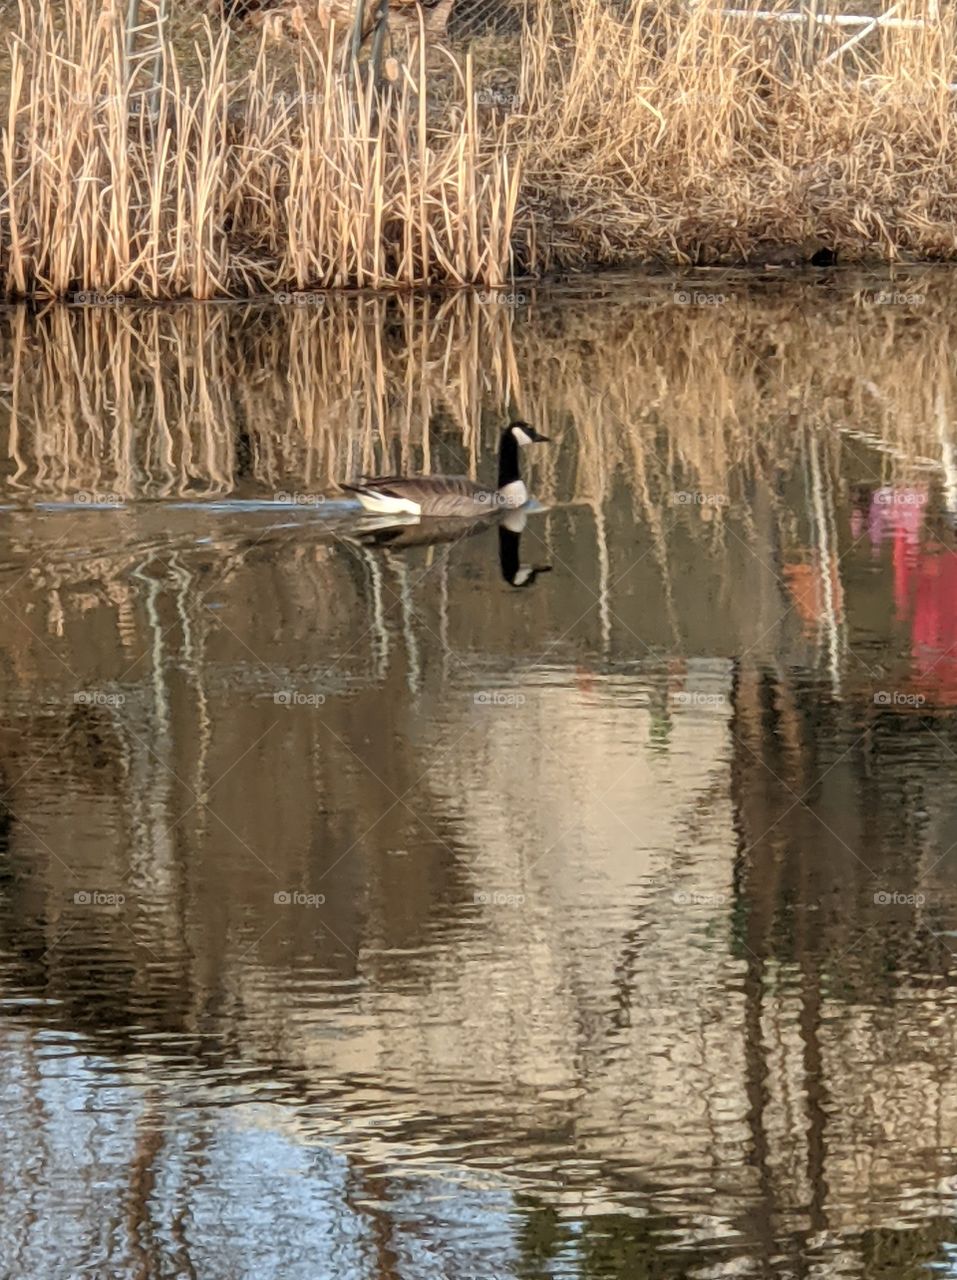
(348, 507), (553, 588)
(497, 509), (553, 588)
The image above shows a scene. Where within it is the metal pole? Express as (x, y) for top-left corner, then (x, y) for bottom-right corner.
(125, 0), (140, 88)
(351, 0), (367, 91)
(370, 0), (390, 87)
(149, 0), (169, 125)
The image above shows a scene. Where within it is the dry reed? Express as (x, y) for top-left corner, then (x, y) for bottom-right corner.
(1, 0), (956, 296)
(0, 0), (520, 296)
(517, 0), (957, 267)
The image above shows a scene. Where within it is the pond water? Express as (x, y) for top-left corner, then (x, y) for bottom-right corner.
(2, 272), (957, 1279)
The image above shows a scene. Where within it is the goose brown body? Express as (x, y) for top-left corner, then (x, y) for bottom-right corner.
(342, 474), (502, 517)
(342, 421), (550, 517)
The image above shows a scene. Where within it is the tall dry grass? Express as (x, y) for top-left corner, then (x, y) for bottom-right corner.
(1, 0), (956, 296)
(518, 0), (957, 266)
(0, 0), (521, 296)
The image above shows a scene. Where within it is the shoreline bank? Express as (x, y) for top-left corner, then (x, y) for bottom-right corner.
(7, 261), (945, 310)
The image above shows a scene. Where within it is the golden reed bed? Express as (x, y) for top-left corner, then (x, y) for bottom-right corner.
(0, 0), (956, 298)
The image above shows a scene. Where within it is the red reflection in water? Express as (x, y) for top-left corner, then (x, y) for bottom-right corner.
(910, 550), (957, 699)
(853, 486), (957, 702)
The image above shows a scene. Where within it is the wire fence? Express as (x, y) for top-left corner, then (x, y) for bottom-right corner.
(124, 0), (957, 111)
(448, 0), (527, 38)
(219, 0), (528, 41)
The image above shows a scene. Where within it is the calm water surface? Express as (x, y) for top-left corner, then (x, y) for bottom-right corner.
(3, 274), (957, 1278)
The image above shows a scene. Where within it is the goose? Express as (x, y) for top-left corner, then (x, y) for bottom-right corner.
(341, 421), (550, 518)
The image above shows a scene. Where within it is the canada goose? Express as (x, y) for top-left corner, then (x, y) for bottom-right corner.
(341, 421), (550, 518)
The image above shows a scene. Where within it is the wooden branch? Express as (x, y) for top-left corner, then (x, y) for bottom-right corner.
(823, 1), (903, 66)
(715, 9), (927, 28)
(803, 0), (818, 71)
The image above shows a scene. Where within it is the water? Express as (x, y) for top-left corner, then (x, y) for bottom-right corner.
(2, 273), (957, 1278)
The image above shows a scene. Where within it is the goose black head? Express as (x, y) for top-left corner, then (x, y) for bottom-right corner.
(508, 420), (550, 446)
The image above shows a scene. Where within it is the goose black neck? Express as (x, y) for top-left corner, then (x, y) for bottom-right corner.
(498, 430), (521, 489)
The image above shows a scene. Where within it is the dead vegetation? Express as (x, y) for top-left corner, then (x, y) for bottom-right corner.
(0, 0), (955, 297)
